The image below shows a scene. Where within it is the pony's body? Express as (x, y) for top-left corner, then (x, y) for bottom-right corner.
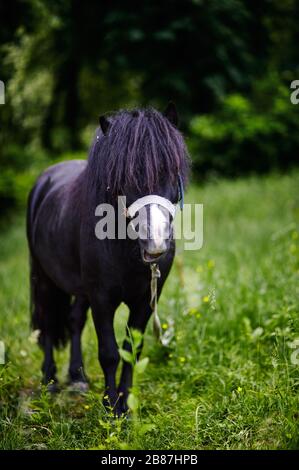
(27, 106), (188, 414)
(28, 161), (86, 295)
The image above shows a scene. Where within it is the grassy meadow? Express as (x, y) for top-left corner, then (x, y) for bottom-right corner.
(0, 171), (299, 449)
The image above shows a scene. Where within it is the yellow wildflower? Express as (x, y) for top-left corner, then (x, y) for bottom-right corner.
(189, 307), (197, 315)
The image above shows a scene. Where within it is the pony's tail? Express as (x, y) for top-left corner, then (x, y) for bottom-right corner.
(29, 254), (71, 349)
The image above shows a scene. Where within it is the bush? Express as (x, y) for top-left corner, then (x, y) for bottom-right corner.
(0, 146), (87, 215)
(0, 145), (49, 213)
(189, 75), (299, 178)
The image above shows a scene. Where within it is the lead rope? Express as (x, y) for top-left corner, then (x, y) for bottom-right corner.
(150, 263), (162, 342)
(150, 263), (175, 347)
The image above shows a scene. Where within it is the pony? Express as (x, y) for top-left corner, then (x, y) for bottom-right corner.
(26, 103), (189, 415)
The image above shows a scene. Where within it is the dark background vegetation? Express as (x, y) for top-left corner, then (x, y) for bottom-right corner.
(0, 0), (299, 213)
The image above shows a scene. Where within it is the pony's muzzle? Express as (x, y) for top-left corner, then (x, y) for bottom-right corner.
(142, 248), (166, 263)
(129, 201), (172, 263)
(142, 238), (168, 263)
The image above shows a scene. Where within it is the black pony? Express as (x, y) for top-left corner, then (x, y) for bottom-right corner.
(26, 104), (189, 415)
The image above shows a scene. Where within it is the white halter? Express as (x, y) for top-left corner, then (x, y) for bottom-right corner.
(127, 195), (177, 219)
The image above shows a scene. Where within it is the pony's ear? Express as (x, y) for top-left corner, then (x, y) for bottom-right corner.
(99, 115), (110, 135)
(164, 102), (178, 127)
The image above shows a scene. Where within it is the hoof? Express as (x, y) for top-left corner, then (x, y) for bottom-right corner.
(68, 381), (89, 393)
(103, 393), (129, 418)
(46, 381), (60, 394)
(115, 400), (129, 418)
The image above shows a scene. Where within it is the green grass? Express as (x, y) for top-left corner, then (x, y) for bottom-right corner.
(0, 171), (299, 449)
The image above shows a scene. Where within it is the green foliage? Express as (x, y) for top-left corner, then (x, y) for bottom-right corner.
(0, 173), (299, 449)
(4, 26), (54, 148)
(189, 74), (299, 177)
(0, 145), (48, 213)
(0, 149), (85, 214)
(1, 1), (299, 215)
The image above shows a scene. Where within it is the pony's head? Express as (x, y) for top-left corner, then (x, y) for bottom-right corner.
(89, 103), (190, 263)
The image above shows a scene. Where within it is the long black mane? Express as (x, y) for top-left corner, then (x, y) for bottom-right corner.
(87, 107), (190, 196)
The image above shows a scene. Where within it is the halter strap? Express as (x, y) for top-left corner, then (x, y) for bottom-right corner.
(178, 173), (184, 210)
(127, 195), (177, 219)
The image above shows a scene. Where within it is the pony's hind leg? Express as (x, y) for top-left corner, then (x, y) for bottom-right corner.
(30, 256), (71, 392)
(68, 296), (89, 391)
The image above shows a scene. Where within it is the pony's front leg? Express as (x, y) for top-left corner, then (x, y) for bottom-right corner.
(90, 294), (120, 413)
(117, 300), (152, 414)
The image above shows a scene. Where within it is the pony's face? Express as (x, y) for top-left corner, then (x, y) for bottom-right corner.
(96, 104), (189, 263)
(127, 183), (179, 263)
(138, 204), (172, 263)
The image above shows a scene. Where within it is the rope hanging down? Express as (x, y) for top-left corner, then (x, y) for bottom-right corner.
(150, 263), (174, 347)
(150, 263), (162, 341)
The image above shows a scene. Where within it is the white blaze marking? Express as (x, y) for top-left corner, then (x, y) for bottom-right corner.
(149, 204), (169, 252)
